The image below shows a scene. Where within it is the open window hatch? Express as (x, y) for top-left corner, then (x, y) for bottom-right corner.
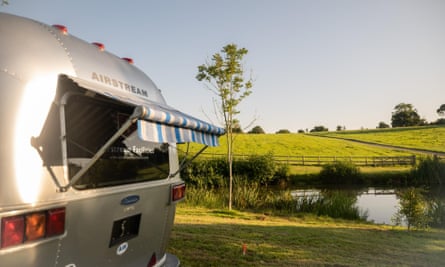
(31, 75), (225, 192)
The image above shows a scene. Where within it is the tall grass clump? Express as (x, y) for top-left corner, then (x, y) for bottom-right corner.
(319, 161), (363, 185)
(232, 178), (262, 209)
(427, 198), (445, 228)
(294, 190), (367, 220)
(411, 156), (445, 186)
(316, 191), (366, 220)
(184, 186), (226, 209)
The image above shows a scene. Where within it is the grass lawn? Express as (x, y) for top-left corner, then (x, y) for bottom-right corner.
(168, 206), (445, 266)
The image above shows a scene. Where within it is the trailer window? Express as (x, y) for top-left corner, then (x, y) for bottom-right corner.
(65, 94), (169, 189)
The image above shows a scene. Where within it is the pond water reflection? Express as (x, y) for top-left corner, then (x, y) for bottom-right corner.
(356, 188), (398, 225)
(292, 187), (444, 226)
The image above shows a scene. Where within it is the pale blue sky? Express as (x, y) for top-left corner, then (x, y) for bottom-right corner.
(3, 0), (444, 133)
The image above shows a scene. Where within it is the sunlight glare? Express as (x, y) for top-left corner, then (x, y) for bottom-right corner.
(14, 74), (58, 203)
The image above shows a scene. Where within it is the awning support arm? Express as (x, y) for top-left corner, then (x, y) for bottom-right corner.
(178, 143), (190, 168)
(169, 144), (208, 178)
(57, 105), (146, 192)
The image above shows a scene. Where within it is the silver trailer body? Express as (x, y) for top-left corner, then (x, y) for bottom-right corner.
(0, 12), (223, 267)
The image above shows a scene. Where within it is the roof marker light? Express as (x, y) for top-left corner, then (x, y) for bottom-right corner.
(122, 57), (134, 64)
(52, 24), (68, 35)
(92, 42), (105, 51)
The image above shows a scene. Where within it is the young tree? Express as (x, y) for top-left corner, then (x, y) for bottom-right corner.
(393, 188), (429, 230)
(196, 43), (253, 210)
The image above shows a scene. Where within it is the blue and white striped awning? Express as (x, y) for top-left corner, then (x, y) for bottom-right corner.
(137, 105), (225, 146)
(67, 75), (225, 146)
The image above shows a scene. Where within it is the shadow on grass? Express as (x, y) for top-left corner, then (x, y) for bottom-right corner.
(168, 222), (445, 267)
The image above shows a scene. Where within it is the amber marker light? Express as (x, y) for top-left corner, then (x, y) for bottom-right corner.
(171, 183), (186, 202)
(25, 212), (46, 242)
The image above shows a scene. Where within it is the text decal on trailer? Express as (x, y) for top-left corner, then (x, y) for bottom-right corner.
(91, 72), (148, 97)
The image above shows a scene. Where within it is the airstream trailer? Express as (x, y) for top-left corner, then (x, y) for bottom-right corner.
(0, 12), (224, 267)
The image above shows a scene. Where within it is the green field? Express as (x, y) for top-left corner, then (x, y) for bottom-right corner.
(179, 134), (412, 157)
(316, 125), (445, 153)
(178, 125), (444, 157)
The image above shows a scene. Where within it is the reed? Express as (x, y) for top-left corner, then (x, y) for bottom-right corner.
(184, 184), (367, 221)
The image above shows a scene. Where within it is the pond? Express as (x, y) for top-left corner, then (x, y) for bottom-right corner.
(356, 188), (399, 225)
(292, 187), (445, 226)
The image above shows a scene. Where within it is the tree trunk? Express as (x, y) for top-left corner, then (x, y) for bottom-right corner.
(227, 123), (233, 210)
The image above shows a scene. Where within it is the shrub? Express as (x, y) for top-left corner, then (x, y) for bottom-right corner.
(234, 154), (276, 185)
(393, 187), (430, 230)
(319, 161), (363, 185)
(276, 129), (291, 134)
(248, 125), (265, 134)
(181, 157), (227, 188)
(273, 163), (291, 187)
(182, 154), (282, 188)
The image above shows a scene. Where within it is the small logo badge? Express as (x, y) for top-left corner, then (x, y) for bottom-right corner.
(117, 242), (129, 256)
(121, 195), (140, 205)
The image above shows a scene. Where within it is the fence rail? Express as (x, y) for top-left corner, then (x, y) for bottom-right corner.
(198, 153), (417, 167)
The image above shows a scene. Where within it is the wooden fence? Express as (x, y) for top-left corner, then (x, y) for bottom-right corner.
(198, 153), (417, 167)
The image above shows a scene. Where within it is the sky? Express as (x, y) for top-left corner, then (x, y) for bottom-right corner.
(2, 0), (444, 133)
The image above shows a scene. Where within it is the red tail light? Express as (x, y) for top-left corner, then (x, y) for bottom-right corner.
(1, 216), (25, 248)
(147, 252), (157, 267)
(171, 183), (186, 202)
(47, 208), (66, 237)
(1, 207), (65, 249)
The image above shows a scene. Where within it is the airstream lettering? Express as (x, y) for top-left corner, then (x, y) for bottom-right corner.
(91, 72), (148, 97)
(0, 12), (224, 267)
